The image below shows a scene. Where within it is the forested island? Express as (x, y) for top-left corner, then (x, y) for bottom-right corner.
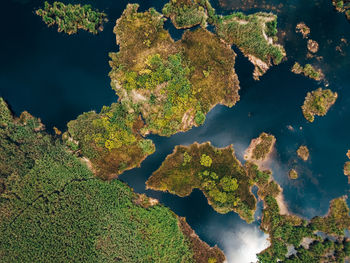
(0, 98), (225, 263)
(291, 62), (324, 81)
(36, 1), (108, 34)
(301, 88), (338, 122)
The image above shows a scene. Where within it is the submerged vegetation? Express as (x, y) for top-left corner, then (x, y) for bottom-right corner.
(0, 98), (227, 263)
(146, 142), (257, 223)
(297, 145), (310, 161)
(36, 1), (108, 35)
(65, 103), (154, 179)
(301, 88), (338, 122)
(291, 62), (324, 81)
(244, 132), (276, 162)
(109, 4), (239, 136)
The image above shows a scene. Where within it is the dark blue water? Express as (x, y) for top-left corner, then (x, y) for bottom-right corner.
(1, 0), (350, 262)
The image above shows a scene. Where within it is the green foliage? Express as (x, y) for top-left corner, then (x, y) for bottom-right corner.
(36, 1), (108, 35)
(215, 12), (285, 65)
(0, 99), (198, 262)
(200, 154), (213, 167)
(251, 133), (275, 160)
(182, 151), (192, 166)
(195, 110), (206, 125)
(138, 139), (155, 154)
(301, 88), (337, 122)
(147, 143), (256, 223)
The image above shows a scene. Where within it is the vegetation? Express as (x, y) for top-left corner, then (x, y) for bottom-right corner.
(162, 0), (209, 28)
(244, 132), (276, 161)
(291, 62), (324, 81)
(307, 39), (319, 53)
(65, 103), (155, 179)
(244, 163), (350, 262)
(297, 145), (309, 161)
(301, 88), (338, 122)
(214, 12), (286, 80)
(36, 1), (107, 35)
(296, 22), (310, 38)
(344, 161), (350, 176)
(109, 4), (240, 136)
(288, 169), (298, 179)
(146, 142), (257, 223)
(332, 0), (350, 21)
(0, 98), (227, 263)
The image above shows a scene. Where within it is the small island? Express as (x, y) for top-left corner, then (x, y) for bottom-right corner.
(301, 88), (338, 122)
(296, 22), (310, 38)
(332, 0), (350, 21)
(307, 39), (319, 53)
(288, 169), (299, 179)
(291, 62), (324, 81)
(297, 145), (310, 161)
(36, 1), (108, 35)
(344, 161), (350, 176)
(244, 132), (276, 163)
(347, 149), (350, 159)
(146, 142), (257, 223)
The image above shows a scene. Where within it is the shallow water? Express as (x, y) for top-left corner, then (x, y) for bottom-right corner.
(1, 0), (350, 262)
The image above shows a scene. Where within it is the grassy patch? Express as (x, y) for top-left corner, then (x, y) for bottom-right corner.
(36, 1), (108, 35)
(301, 88), (338, 122)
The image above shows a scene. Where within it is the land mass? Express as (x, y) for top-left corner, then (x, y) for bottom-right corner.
(244, 132), (276, 166)
(291, 62), (324, 81)
(36, 1), (108, 35)
(0, 98), (225, 263)
(146, 142), (257, 223)
(296, 22), (310, 38)
(332, 0), (350, 21)
(147, 137), (350, 262)
(288, 169), (298, 179)
(301, 88), (338, 122)
(297, 145), (310, 161)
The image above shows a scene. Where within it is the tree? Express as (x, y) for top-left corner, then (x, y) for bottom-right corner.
(200, 154), (212, 167)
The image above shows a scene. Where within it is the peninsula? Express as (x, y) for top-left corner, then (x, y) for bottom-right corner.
(146, 142), (257, 223)
(36, 1), (108, 34)
(244, 132), (276, 163)
(301, 88), (338, 122)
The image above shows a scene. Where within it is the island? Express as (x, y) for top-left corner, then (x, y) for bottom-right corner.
(244, 132), (276, 163)
(109, 4), (240, 137)
(347, 149), (350, 159)
(297, 145), (310, 161)
(146, 137), (350, 262)
(301, 88), (338, 122)
(344, 161), (350, 177)
(288, 169), (298, 179)
(307, 39), (319, 53)
(332, 0), (350, 21)
(291, 62), (324, 81)
(36, 1), (108, 35)
(146, 142), (257, 223)
(296, 22), (310, 38)
(0, 98), (225, 263)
